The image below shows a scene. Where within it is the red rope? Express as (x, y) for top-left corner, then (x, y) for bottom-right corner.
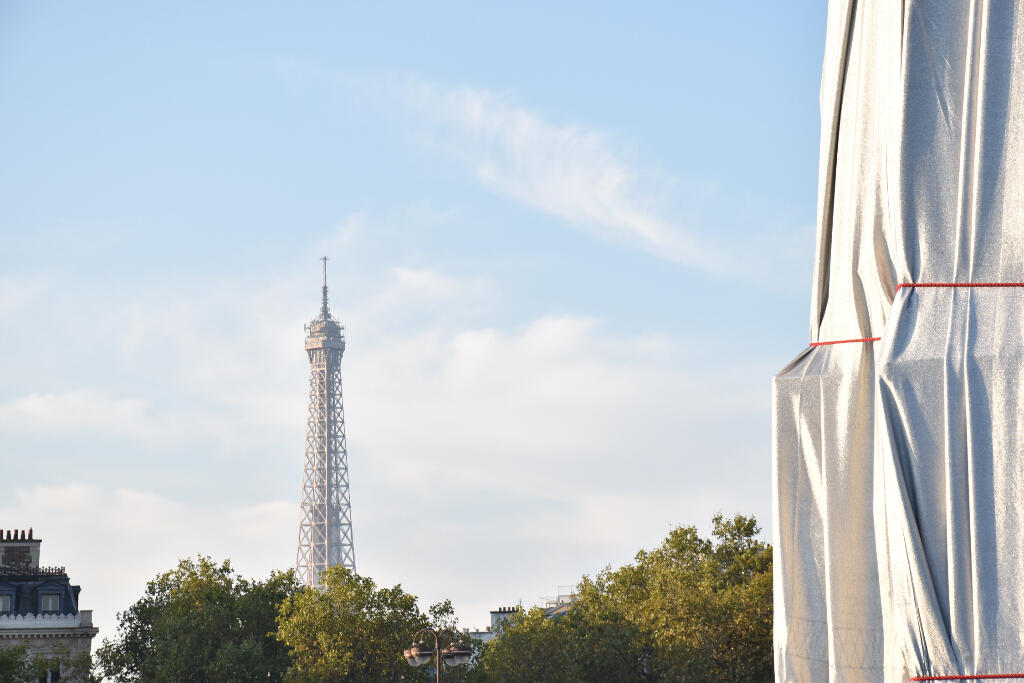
(898, 282), (1024, 290)
(810, 337), (881, 346)
(910, 675), (1024, 681)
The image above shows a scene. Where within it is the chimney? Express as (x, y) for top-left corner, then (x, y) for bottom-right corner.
(0, 529), (42, 569)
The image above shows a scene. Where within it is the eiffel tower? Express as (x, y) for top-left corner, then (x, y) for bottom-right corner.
(295, 257), (355, 586)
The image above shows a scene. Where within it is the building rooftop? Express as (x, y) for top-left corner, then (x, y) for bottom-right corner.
(0, 529), (81, 618)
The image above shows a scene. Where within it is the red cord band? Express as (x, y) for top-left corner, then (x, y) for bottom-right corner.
(910, 675), (1024, 681)
(810, 337), (881, 346)
(898, 282), (1024, 290)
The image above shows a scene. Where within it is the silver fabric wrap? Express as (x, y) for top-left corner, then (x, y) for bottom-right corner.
(774, 1), (1024, 680)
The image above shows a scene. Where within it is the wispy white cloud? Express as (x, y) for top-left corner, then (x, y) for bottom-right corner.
(0, 390), (156, 439)
(320, 204), (460, 254)
(0, 273), (49, 316)
(384, 78), (730, 272)
(360, 266), (494, 327)
(349, 313), (763, 497)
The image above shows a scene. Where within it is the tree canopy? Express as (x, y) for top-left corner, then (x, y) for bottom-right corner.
(275, 566), (428, 681)
(275, 566), (480, 682)
(94, 556), (297, 681)
(477, 514), (773, 681)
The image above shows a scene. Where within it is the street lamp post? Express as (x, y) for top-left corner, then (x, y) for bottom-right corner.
(403, 627), (472, 682)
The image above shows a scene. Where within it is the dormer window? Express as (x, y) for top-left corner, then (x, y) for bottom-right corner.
(0, 595), (10, 615)
(40, 594), (59, 615)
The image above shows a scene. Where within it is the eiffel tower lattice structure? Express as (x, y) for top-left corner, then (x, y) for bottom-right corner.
(295, 257), (355, 587)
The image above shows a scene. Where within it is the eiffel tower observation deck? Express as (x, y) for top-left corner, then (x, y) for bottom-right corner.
(296, 257), (355, 587)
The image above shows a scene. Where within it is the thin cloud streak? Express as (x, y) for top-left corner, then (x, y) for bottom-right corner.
(397, 78), (730, 272)
(0, 390), (154, 439)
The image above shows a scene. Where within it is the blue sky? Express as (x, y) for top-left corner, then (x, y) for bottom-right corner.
(0, 2), (826, 633)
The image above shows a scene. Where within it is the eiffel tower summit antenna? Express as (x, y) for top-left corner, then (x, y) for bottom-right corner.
(296, 256), (355, 587)
(320, 255), (329, 317)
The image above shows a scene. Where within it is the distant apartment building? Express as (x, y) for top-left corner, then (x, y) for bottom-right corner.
(467, 605), (520, 643)
(0, 529), (98, 680)
(467, 591), (575, 643)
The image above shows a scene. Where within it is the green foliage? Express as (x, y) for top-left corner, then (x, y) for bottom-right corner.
(275, 565), (433, 682)
(95, 556), (298, 682)
(477, 514), (773, 682)
(477, 608), (580, 682)
(0, 642), (97, 683)
(0, 644), (33, 683)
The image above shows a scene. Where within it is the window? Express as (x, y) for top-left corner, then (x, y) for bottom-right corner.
(37, 666), (60, 682)
(40, 594), (59, 615)
(0, 595), (10, 615)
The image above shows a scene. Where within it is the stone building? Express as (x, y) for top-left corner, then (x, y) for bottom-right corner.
(0, 529), (98, 680)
